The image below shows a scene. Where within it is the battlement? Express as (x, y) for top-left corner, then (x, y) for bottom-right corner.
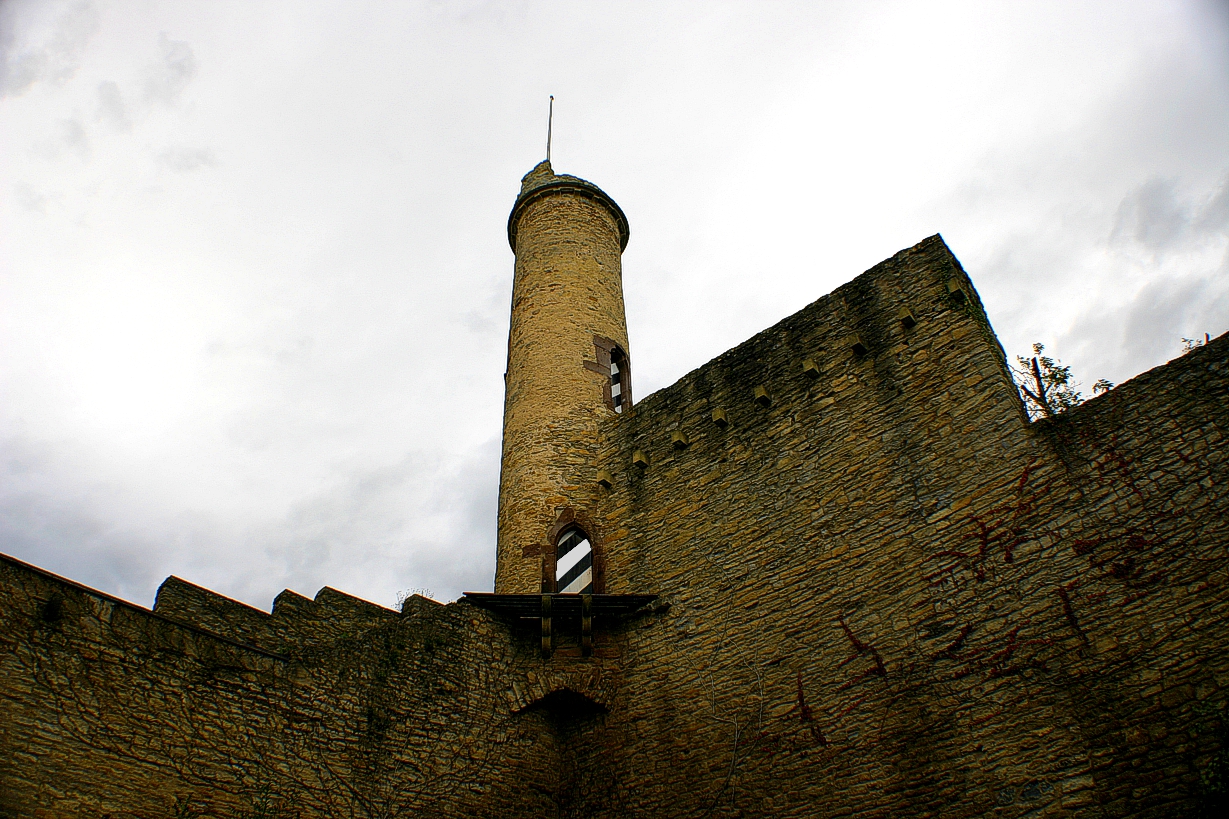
(2, 552), (415, 665)
(152, 575), (400, 653)
(153, 576), (281, 650)
(0, 548), (577, 817)
(593, 237), (1029, 597)
(605, 235), (1016, 472)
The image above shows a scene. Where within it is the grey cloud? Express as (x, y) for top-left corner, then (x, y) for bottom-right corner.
(95, 80), (130, 130)
(1112, 173), (1229, 253)
(0, 437), (166, 604)
(61, 117), (87, 150)
(1112, 267), (1229, 377)
(254, 440), (498, 606)
(1063, 254), (1229, 388)
(269, 461), (418, 577)
(1110, 177), (1192, 252)
(158, 146), (215, 172)
(13, 182), (47, 213)
(0, 428), (497, 610)
(1064, 173), (1229, 384)
(420, 438), (499, 598)
(0, 52), (44, 97)
(460, 308), (500, 335)
(143, 33), (196, 105)
(0, 0), (99, 98)
(35, 117), (89, 159)
(1195, 175), (1229, 234)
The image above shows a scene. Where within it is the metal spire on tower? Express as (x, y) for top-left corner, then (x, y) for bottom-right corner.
(546, 95), (554, 162)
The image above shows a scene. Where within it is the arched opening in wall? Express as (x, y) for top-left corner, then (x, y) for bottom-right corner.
(524, 688), (607, 728)
(555, 527), (594, 594)
(610, 346), (630, 413)
(592, 336), (631, 414)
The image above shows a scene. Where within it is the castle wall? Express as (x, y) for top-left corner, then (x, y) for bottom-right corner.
(571, 236), (1229, 817)
(3, 234), (1225, 818)
(0, 556), (583, 818)
(151, 574), (403, 653)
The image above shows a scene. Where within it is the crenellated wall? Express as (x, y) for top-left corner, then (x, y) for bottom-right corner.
(152, 574), (400, 653)
(0, 554), (616, 818)
(2, 235), (1226, 818)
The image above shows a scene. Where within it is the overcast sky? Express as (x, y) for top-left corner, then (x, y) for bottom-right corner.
(2, 0), (1226, 611)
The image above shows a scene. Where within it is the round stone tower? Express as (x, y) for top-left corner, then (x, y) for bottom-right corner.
(495, 160), (631, 594)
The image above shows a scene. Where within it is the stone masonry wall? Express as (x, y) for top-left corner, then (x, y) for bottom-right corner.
(573, 236), (1229, 817)
(0, 554), (640, 818)
(497, 161), (632, 594)
(2, 234), (1225, 818)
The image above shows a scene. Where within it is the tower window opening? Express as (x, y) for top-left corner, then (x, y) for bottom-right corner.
(593, 337), (631, 414)
(611, 359), (624, 413)
(556, 527), (593, 594)
(609, 346), (630, 413)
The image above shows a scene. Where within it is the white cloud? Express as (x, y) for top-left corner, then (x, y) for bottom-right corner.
(1112, 178), (1195, 252)
(0, 0), (99, 97)
(142, 32), (195, 105)
(158, 146), (214, 172)
(94, 78), (128, 129)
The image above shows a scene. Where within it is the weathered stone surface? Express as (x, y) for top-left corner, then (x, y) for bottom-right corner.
(579, 236), (1229, 817)
(497, 160), (632, 594)
(2, 164), (1226, 817)
(1, 553), (605, 817)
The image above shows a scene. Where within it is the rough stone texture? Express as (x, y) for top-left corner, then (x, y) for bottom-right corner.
(1, 553), (636, 818)
(497, 160), (632, 594)
(581, 235), (1229, 817)
(2, 171), (1227, 817)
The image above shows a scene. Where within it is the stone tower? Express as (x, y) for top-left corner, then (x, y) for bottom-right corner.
(5, 152), (1229, 814)
(495, 160), (631, 594)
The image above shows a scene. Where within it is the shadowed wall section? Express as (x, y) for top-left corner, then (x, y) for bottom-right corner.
(574, 237), (1229, 816)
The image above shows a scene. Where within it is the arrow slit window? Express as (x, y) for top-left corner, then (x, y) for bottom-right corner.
(610, 347), (629, 413)
(555, 527), (593, 594)
(592, 337), (632, 414)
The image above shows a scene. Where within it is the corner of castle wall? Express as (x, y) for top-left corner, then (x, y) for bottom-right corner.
(398, 593), (444, 619)
(312, 586), (397, 617)
(261, 586), (400, 647)
(1026, 330), (1229, 473)
(271, 587), (314, 615)
(153, 574), (278, 651)
(603, 235), (1031, 490)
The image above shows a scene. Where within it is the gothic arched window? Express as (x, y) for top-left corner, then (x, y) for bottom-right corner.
(555, 527), (594, 594)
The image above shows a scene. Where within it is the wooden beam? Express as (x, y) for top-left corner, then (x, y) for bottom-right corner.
(581, 594), (593, 657)
(540, 593), (553, 659)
